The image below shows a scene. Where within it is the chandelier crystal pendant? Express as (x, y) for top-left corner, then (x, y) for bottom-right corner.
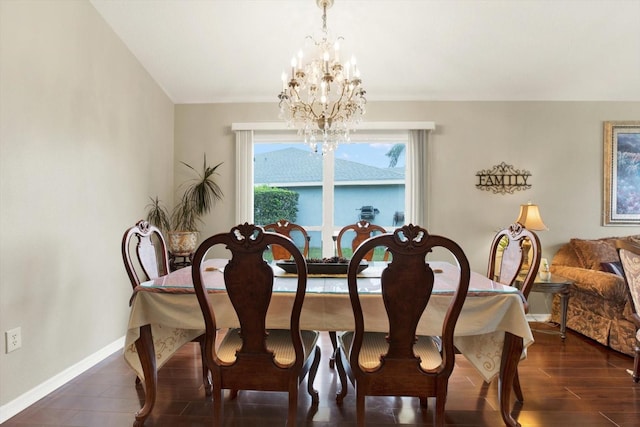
(278, 0), (366, 154)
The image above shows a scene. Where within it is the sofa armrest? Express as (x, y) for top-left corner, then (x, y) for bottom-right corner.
(550, 265), (628, 302)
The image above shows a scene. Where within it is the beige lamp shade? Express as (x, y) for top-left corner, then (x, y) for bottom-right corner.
(515, 202), (548, 231)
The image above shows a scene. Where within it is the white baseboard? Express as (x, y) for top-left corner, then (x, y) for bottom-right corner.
(0, 336), (125, 424)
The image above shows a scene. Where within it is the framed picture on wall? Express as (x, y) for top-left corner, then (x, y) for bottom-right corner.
(603, 121), (640, 225)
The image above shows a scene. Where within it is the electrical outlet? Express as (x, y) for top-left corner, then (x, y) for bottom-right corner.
(5, 327), (21, 353)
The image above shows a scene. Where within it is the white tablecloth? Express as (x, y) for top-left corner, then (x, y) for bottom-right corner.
(124, 260), (533, 382)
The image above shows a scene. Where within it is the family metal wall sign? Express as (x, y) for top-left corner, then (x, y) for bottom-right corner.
(476, 162), (532, 194)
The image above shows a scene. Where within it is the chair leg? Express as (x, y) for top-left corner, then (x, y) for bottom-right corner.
(307, 346), (320, 404)
(197, 338), (213, 396)
(513, 367), (524, 402)
(633, 349), (639, 383)
(213, 387), (223, 427)
(288, 388), (298, 427)
(328, 331), (338, 368)
(434, 396), (446, 427)
(335, 347), (349, 404)
(356, 388), (365, 427)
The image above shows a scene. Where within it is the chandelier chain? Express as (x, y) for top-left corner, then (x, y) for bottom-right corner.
(321, 3), (327, 34)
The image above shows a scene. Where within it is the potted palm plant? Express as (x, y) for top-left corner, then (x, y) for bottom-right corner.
(146, 154), (223, 255)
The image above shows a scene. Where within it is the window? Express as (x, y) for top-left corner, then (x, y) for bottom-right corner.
(254, 136), (407, 257)
(233, 123), (434, 258)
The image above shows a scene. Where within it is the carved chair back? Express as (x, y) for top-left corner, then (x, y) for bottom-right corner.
(121, 220), (169, 288)
(263, 219), (310, 260)
(336, 220), (389, 261)
(487, 223), (541, 301)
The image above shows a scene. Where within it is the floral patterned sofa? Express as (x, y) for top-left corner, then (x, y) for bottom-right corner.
(550, 235), (640, 356)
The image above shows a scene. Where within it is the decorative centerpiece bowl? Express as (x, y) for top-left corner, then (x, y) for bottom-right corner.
(276, 256), (368, 275)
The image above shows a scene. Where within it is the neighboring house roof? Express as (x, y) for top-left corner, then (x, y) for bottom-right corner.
(254, 147), (404, 185)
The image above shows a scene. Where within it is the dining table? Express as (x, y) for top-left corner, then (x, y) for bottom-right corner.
(124, 259), (534, 427)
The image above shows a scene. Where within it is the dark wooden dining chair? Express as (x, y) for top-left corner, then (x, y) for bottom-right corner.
(335, 224), (470, 427)
(336, 220), (389, 261)
(615, 239), (640, 383)
(264, 219), (310, 260)
(486, 222), (541, 401)
(191, 223), (321, 426)
(121, 220), (211, 394)
(327, 220), (389, 368)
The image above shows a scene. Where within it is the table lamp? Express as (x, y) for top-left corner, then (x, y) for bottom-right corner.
(515, 201), (547, 270)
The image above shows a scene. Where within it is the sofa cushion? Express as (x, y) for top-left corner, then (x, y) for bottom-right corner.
(570, 238), (619, 270)
(551, 242), (581, 268)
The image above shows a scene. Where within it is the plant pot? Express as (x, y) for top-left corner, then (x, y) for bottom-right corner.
(167, 231), (198, 255)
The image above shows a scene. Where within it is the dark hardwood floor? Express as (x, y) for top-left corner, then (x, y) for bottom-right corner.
(3, 323), (639, 427)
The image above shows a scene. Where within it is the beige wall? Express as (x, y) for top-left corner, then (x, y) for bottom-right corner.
(0, 0), (174, 408)
(2, 0), (639, 417)
(175, 101), (640, 270)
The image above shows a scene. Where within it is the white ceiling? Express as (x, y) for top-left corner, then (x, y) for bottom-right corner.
(90, 0), (640, 104)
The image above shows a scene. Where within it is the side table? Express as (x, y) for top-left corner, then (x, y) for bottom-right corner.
(530, 274), (573, 340)
(169, 252), (193, 272)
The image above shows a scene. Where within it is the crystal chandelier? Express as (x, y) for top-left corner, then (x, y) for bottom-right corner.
(278, 0), (366, 154)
